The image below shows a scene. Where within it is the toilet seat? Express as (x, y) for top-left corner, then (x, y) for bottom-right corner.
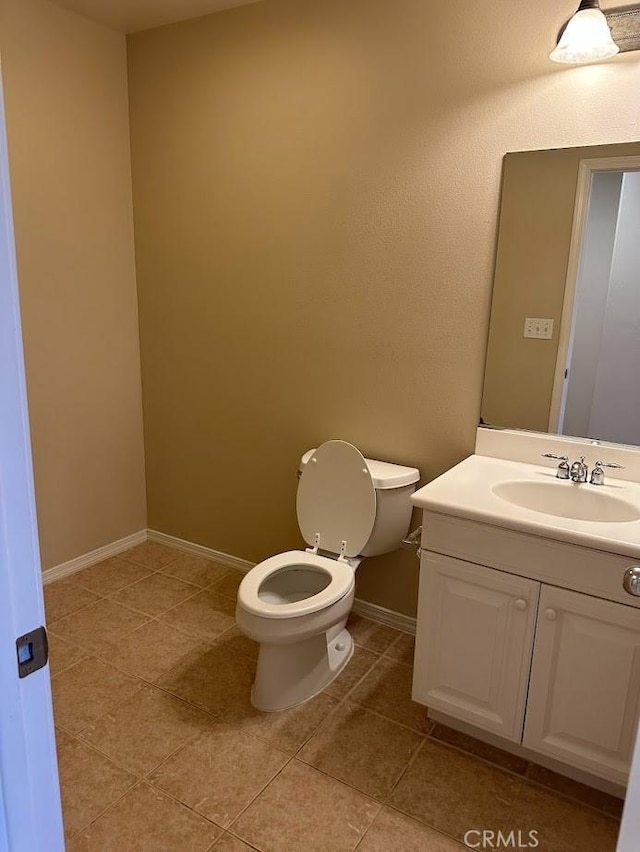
(238, 550), (355, 620)
(297, 440), (376, 558)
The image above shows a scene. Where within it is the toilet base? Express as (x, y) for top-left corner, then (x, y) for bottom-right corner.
(251, 622), (354, 712)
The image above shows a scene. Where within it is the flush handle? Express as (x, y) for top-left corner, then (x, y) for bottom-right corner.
(623, 566), (640, 597)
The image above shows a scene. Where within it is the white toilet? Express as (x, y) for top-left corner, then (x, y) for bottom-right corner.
(236, 439), (419, 712)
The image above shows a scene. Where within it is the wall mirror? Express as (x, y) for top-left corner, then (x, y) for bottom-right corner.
(482, 141), (640, 447)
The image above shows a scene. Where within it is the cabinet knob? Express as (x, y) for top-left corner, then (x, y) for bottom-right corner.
(623, 566), (640, 597)
(545, 608), (557, 621)
(514, 599), (527, 611)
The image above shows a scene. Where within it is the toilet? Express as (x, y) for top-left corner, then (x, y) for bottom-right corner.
(235, 439), (419, 712)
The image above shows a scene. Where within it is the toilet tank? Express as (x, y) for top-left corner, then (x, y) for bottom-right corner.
(299, 450), (420, 558)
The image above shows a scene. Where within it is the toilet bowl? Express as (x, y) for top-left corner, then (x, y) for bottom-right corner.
(236, 439), (419, 712)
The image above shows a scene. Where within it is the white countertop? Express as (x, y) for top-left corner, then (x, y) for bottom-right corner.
(411, 454), (640, 559)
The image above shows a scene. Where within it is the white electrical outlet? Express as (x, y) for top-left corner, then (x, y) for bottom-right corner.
(523, 318), (554, 339)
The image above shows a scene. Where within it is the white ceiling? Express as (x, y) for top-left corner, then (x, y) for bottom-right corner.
(52, 0), (262, 34)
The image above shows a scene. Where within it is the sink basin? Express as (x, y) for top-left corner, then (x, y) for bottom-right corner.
(492, 480), (640, 523)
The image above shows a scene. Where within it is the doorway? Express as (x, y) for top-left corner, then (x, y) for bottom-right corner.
(550, 158), (640, 443)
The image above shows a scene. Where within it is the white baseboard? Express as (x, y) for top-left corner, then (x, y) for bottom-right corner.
(42, 529), (148, 586)
(43, 526), (416, 634)
(150, 529), (416, 633)
(352, 598), (416, 635)
(147, 529), (255, 572)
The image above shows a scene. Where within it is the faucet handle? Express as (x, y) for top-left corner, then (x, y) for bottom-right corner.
(541, 453), (570, 480)
(590, 460), (624, 486)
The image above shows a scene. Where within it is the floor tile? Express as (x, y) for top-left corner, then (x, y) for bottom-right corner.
(524, 764), (624, 818)
(112, 572), (199, 617)
(51, 599), (148, 654)
(79, 685), (213, 776)
(324, 645), (380, 701)
(347, 614), (400, 654)
(213, 625), (259, 660)
(75, 557), (153, 596)
(156, 644), (256, 715)
(44, 577), (101, 623)
(98, 618), (203, 682)
(52, 657), (142, 733)
(220, 690), (338, 754)
(234, 760), (380, 852)
(385, 632), (416, 665)
(430, 723), (529, 775)
(157, 553), (231, 587)
(150, 723), (288, 827)
(349, 657), (430, 732)
(121, 542), (182, 571)
(67, 783), (221, 852)
(389, 738), (521, 842)
(48, 630), (87, 676)
(159, 588), (236, 640)
(358, 807), (465, 851)
(57, 736), (136, 840)
(299, 702), (423, 799)
(209, 569), (244, 599)
(510, 783), (620, 852)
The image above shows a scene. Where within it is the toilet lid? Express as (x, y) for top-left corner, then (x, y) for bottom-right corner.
(296, 440), (376, 558)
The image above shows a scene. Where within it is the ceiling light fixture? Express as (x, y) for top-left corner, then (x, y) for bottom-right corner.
(550, 0), (640, 64)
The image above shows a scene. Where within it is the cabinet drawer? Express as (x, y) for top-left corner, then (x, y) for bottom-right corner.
(413, 551), (539, 742)
(422, 511), (640, 610)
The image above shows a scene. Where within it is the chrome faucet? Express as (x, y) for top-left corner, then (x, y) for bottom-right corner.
(541, 453), (570, 479)
(590, 460), (625, 486)
(541, 453), (588, 482)
(569, 456), (588, 484)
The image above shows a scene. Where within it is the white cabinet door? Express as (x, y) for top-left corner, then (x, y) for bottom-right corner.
(524, 585), (640, 785)
(412, 552), (540, 741)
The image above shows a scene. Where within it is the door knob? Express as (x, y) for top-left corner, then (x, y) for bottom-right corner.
(623, 566), (640, 597)
(545, 608), (557, 621)
(514, 599), (527, 611)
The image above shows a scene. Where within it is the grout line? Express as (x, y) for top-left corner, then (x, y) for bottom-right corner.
(292, 745), (416, 808)
(66, 778), (143, 842)
(376, 804), (469, 849)
(218, 831), (262, 851)
(105, 586), (204, 620)
(514, 774), (623, 821)
(217, 754), (297, 836)
(385, 733), (427, 802)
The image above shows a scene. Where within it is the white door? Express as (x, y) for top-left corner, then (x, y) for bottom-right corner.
(0, 60), (64, 851)
(524, 585), (640, 785)
(412, 552), (539, 741)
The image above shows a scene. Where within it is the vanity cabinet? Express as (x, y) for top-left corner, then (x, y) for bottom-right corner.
(414, 533), (640, 786)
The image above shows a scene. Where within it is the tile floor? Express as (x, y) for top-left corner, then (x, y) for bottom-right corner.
(45, 542), (623, 851)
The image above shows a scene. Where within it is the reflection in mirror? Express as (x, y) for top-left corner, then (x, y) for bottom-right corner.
(482, 142), (640, 447)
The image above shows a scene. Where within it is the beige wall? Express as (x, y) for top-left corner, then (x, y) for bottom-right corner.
(127, 0), (640, 616)
(482, 142), (640, 433)
(1, 0), (147, 569)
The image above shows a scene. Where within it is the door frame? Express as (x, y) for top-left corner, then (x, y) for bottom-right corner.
(0, 57), (64, 852)
(548, 155), (640, 433)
